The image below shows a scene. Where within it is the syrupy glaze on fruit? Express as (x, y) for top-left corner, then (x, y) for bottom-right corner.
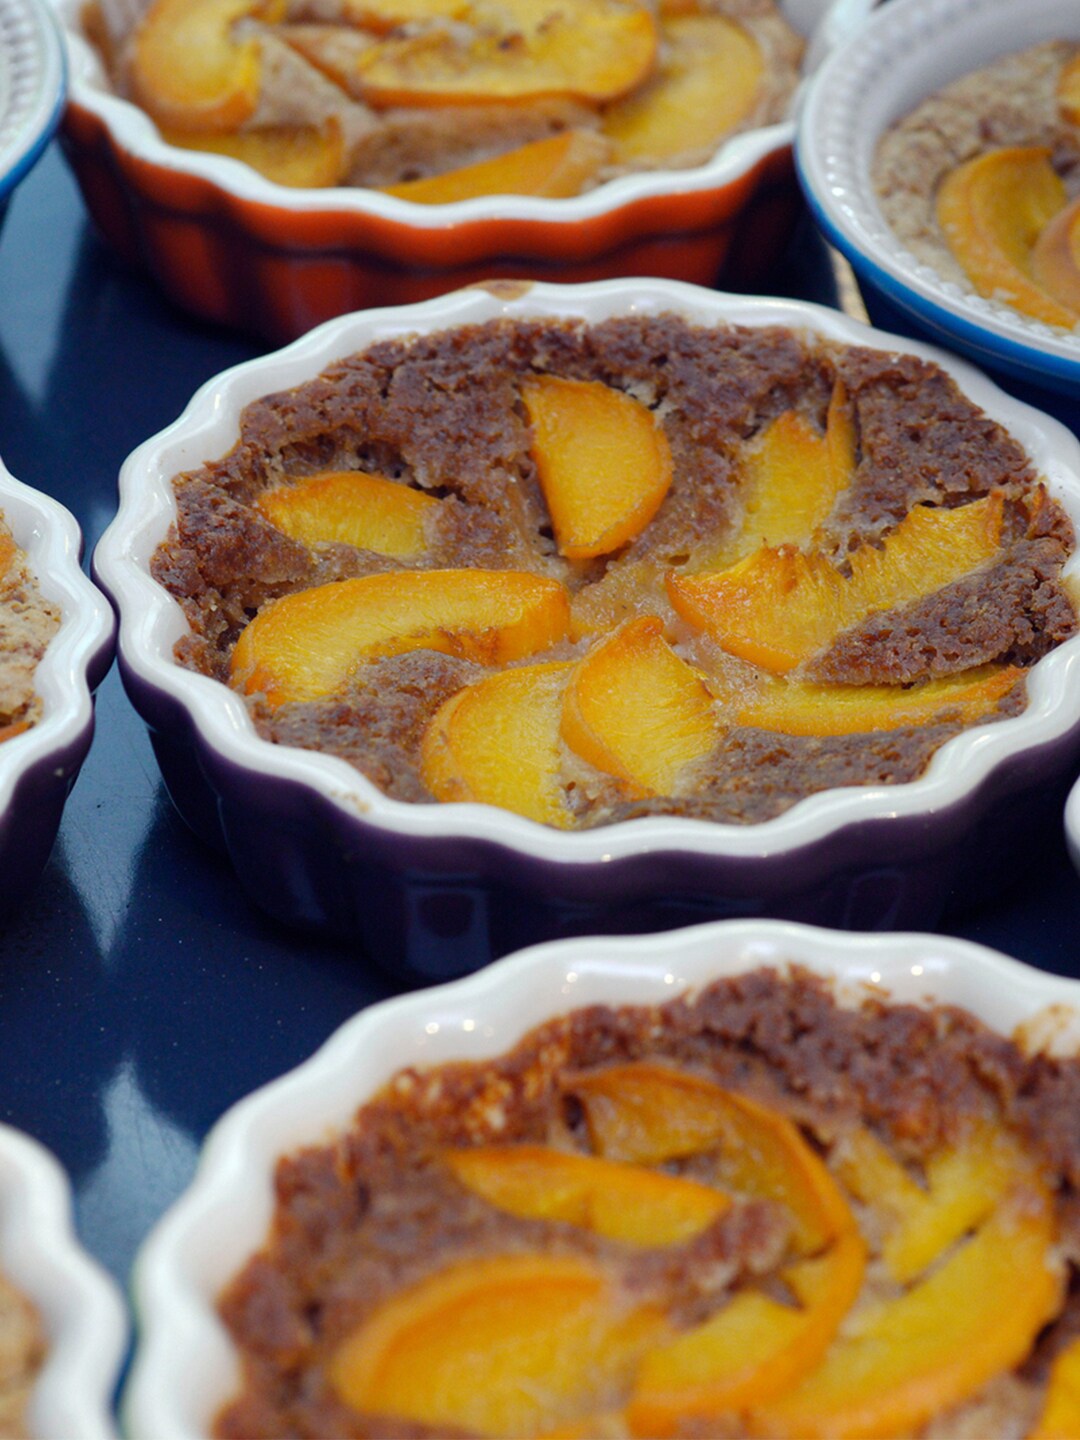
(212, 966), (1080, 1439)
(874, 40), (1080, 333)
(0, 516), (60, 745)
(89, 0), (803, 196)
(150, 313), (1078, 828)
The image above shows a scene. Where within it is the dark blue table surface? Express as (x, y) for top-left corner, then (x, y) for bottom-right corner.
(1, 143), (1079, 1307)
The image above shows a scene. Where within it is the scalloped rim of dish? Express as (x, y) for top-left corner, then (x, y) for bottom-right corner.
(795, 0), (1080, 378)
(0, 458), (114, 813)
(122, 917), (1080, 1440)
(0, 0), (66, 200)
(0, 1124), (127, 1440)
(93, 276), (1080, 866)
(53, 0), (875, 226)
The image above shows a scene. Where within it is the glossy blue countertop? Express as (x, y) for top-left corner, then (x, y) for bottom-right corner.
(2, 144), (1080, 1305)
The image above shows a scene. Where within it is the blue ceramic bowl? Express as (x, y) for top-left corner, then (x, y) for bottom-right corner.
(795, 0), (1080, 432)
(92, 279), (1080, 980)
(0, 0), (65, 230)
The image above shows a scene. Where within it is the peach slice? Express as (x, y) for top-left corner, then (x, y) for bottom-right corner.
(834, 1120), (1032, 1286)
(602, 13), (762, 166)
(159, 120), (347, 187)
(522, 375), (673, 559)
(444, 1144), (729, 1246)
(1032, 195), (1080, 317)
(731, 665), (1021, 737)
(936, 147), (1079, 328)
(131, 0), (279, 133)
(560, 617), (716, 797)
(326, 0), (468, 32)
(751, 1180), (1063, 1439)
(1057, 49), (1080, 127)
(667, 493), (1004, 673)
(732, 383), (855, 562)
(229, 568), (570, 706)
(569, 1063), (854, 1254)
(419, 661), (574, 827)
(1029, 1335), (1080, 1440)
(627, 1230), (866, 1434)
(355, 0), (658, 107)
(255, 470), (437, 555)
(380, 128), (610, 202)
(328, 1253), (668, 1437)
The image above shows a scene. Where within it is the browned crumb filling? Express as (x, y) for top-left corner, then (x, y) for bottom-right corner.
(150, 314), (1077, 826)
(212, 968), (1080, 1439)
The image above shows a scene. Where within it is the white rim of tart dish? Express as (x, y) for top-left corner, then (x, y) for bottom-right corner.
(53, 0), (875, 223)
(0, 1123), (127, 1440)
(0, 0), (65, 201)
(96, 276), (1080, 864)
(797, 0), (1080, 370)
(122, 916), (1080, 1440)
(0, 456), (113, 817)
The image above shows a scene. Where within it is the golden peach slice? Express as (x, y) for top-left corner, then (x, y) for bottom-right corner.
(160, 120), (347, 187)
(328, 1253), (668, 1437)
(380, 128), (610, 201)
(836, 1120), (1033, 1287)
(690, 382), (855, 573)
(355, 0), (658, 108)
(560, 616), (716, 797)
(131, 0), (280, 133)
(1032, 195), (1080, 317)
(522, 375), (673, 560)
(1030, 1334), (1080, 1440)
(229, 569), (570, 706)
(326, 0), (468, 32)
(731, 665), (1021, 737)
(256, 470), (437, 555)
(569, 1062), (854, 1255)
(627, 1230), (865, 1434)
(445, 1144), (729, 1246)
(602, 13), (762, 166)
(936, 146), (1078, 328)
(420, 661), (574, 826)
(752, 1179), (1063, 1439)
(1057, 49), (1080, 127)
(667, 494), (1004, 673)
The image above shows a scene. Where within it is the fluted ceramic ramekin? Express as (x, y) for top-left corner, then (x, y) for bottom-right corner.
(796, 0), (1080, 428)
(0, 1123), (127, 1440)
(91, 277), (1080, 979)
(121, 917), (1080, 1439)
(53, 0), (872, 343)
(0, 457), (113, 918)
(0, 0), (65, 228)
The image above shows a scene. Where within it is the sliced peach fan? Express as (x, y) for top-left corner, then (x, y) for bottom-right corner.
(936, 147), (1080, 329)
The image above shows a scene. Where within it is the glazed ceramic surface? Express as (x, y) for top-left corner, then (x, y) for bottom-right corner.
(0, 0), (64, 219)
(122, 917), (1080, 1440)
(0, 1123), (127, 1440)
(796, 0), (1080, 423)
(53, 0), (873, 340)
(92, 277), (1080, 978)
(0, 456), (113, 916)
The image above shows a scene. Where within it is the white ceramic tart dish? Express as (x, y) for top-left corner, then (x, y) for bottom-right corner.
(0, 0), (65, 223)
(796, 0), (1080, 425)
(91, 277), (1080, 981)
(0, 1123), (127, 1440)
(52, 0), (874, 342)
(121, 917), (1080, 1440)
(0, 455), (113, 918)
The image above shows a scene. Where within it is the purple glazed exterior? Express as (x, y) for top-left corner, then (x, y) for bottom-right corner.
(0, 459), (114, 922)
(93, 279), (1080, 981)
